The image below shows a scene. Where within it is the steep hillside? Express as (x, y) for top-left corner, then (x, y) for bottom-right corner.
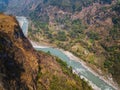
(0, 14), (92, 90)
(28, 0), (120, 86)
(37, 51), (93, 90)
(0, 13), (39, 90)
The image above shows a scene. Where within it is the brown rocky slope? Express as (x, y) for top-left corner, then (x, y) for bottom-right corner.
(0, 13), (39, 90)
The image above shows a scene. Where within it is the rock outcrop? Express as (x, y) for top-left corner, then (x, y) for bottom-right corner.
(0, 14), (38, 90)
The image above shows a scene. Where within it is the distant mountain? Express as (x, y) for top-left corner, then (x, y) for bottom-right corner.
(0, 0), (113, 14)
(0, 0), (9, 12)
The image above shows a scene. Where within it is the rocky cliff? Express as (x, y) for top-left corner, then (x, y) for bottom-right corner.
(0, 14), (38, 90)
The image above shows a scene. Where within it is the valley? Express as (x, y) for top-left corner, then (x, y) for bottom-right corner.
(17, 16), (118, 90)
(0, 0), (120, 89)
(27, 1), (120, 88)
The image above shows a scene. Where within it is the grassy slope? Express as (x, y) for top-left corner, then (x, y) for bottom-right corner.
(37, 51), (92, 90)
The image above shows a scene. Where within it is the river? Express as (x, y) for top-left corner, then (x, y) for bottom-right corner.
(36, 47), (115, 90)
(17, 16), (117, 90)
(16, 16), (28, 36)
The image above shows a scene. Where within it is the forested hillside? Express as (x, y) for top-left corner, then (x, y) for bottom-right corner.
(28, 0), (120, 85)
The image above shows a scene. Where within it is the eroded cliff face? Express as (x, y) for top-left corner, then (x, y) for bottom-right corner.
(0, 14), (38, 90)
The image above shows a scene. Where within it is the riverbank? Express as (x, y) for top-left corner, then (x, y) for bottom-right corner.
(30, 40), (119, 90)
(30, 40), (52, 48)
(61, 50), (119, 90)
